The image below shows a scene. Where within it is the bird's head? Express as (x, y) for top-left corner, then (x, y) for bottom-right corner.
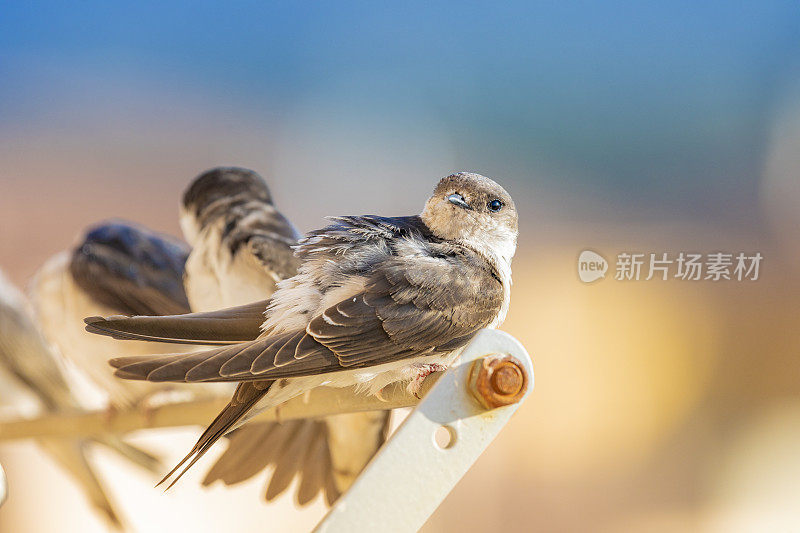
(180, 167), (273, 244)
(421, 172), (518, 266)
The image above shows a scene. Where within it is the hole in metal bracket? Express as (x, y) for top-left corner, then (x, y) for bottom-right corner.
(434, 425), (456, 450)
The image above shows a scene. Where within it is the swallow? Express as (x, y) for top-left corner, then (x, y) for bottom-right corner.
(28, 220), (219, 410)
(180, 167), (301, 312)
(180, 167), (391, 505)
(87, 171), (518, 488)
(0, 268), (160, 528)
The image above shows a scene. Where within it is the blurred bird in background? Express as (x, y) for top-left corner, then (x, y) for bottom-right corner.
(180, 166), (301, 311)
(28, 220), (222, 411)
(0, 268), (161, 528)
(88, 172), (517, 494)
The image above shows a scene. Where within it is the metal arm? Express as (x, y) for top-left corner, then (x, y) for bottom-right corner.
(316, 329), (533, 532)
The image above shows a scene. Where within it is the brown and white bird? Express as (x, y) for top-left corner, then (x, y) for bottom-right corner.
(179, 167), (391, 505)
(179, 167), (301, 312)
(0, 268), (160, 528)
(87, 171), (518, 488)
(28, 220), (206, 410)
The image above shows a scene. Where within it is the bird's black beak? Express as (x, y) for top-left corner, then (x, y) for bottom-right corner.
(447, 193), (470, 210)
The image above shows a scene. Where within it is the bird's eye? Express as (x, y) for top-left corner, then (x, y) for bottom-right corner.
(487, 199), (503, 212)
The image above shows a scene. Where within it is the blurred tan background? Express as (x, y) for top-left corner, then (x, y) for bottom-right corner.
(2, 2), (800, 531)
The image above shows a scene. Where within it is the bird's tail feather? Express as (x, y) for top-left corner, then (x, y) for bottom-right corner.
(202, 411), (392, 507)
(36, 435), (162, 529)
(158, 381), (271, 489)
(37, 438), (124, 530)
(93, 435), (162, 474)
(202, 419), (341, 506)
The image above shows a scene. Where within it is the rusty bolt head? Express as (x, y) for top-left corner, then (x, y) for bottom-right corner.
(469, 354), (528, 410)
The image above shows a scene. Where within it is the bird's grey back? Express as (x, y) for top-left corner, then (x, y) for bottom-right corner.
(69, 220), (192, 316)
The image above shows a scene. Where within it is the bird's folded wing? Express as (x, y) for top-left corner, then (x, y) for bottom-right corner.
(107, 252), (503, 382)
(70, 221), (192, 316)
(234, 214), (301, 281)
(84, 300), (268, 345)
(109, 332), (337, 382)
(0, 272), (78, 409)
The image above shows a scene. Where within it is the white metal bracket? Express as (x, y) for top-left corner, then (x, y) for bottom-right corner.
(315, 329), (534, 532)
(0, 462), (7, 508)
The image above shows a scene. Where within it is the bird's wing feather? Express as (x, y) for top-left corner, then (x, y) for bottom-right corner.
(37, 438), (124, 529)
(70, 221), (192, 316)
(0, 271), (76, 409)
(200, 412), (388, 507)
(238, 211), (301, 280)
(200, 418), (341, 505)
(156, 381), (271, 488)
(108, 249), (503, 382)
(84, 300), (268, 345)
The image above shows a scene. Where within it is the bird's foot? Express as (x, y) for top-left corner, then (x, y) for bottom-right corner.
(407, 363), (448, 399)
(136, 388), (194, 425)
(102, 403), (118, 424)
(375, 385), (390, 402)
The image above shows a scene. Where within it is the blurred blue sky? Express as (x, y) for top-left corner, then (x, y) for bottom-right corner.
(2, 1), (800, 220)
